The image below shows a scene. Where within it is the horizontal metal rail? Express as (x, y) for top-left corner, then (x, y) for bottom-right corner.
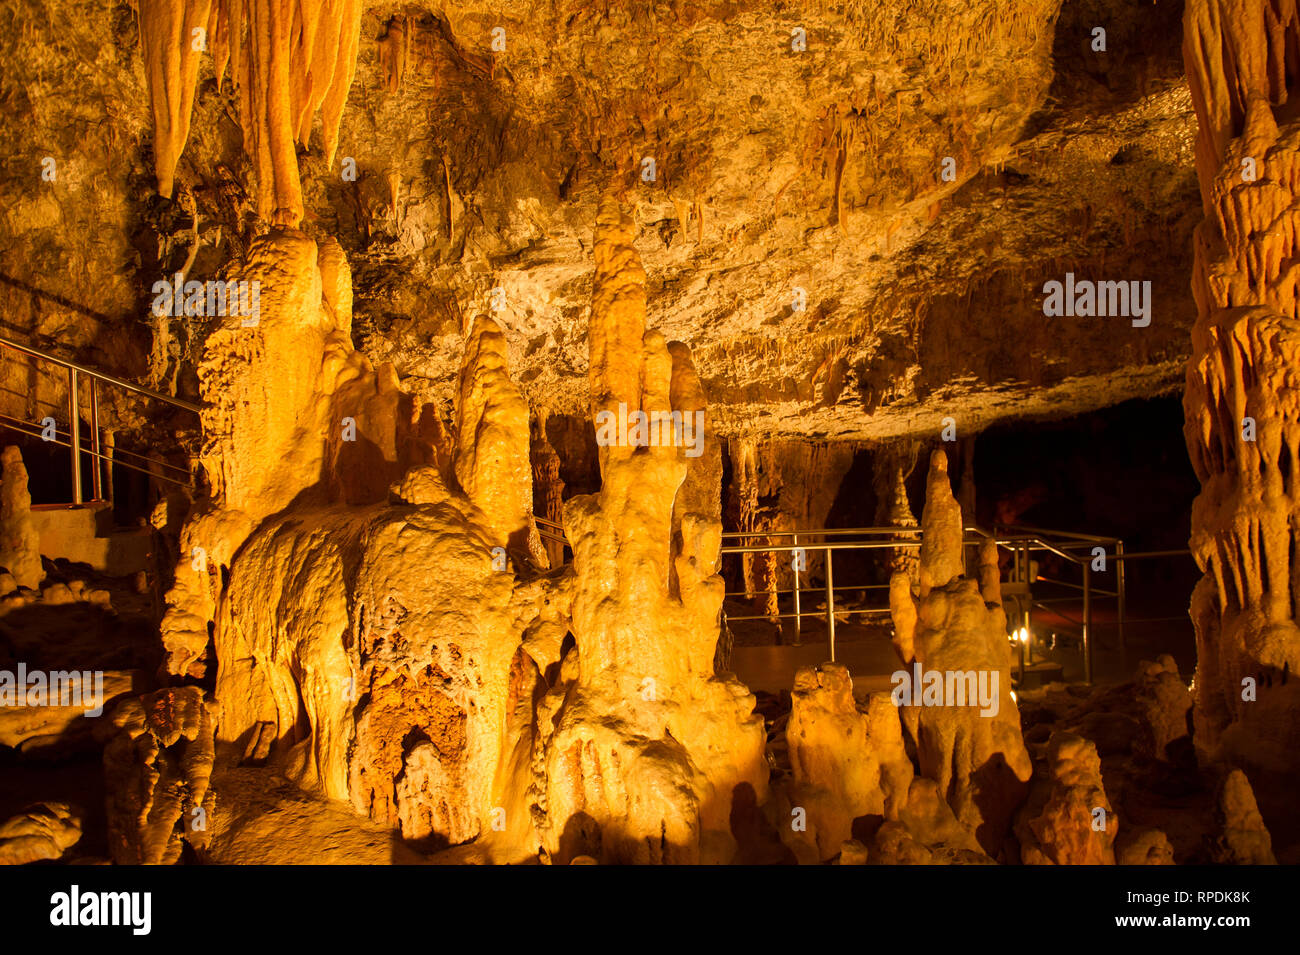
(0, 336), (201, 413)
(0, 334), (200, 503)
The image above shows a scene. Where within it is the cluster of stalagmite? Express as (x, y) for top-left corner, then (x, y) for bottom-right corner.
(784, 663), (913, 861)
(531, 194), (768, 863)
(157, 228), (408, 679)
(139, 0), (362, 223)
(888, 450), (1032, 856)
(1181, 0), (1300, 828)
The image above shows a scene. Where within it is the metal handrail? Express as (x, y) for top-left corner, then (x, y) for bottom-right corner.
(514, 516), (1150, 684)
(0, 333), (200, 503)
(0, 336), (201, 412)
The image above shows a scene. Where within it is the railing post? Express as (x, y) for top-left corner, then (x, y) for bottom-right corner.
(68, 367), (82, 505)
(90, 376), (102, 503)
(1116, 539), (1126, 673)
(1082, 559), (1093, 684)
(1023, 542), (1033, 667)
(791, 531), (802, 646)
(825, 546), (835, 663)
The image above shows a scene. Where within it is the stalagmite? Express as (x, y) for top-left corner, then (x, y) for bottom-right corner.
(1181, 0), (1300, 833)
(0, 446), (42, 590)
(453, 315), (546, 568)
(1132, 655), (1192, 762)
(1015, 732), (1116, 865)
(1211, 769), (1277, 865)
(534, 194), (768, 864)
(784, 663), (913, 861)
(889, 449), (1031, 855)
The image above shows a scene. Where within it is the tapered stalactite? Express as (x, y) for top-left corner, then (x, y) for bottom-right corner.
(140, 0), (363, 223)
(138, 0), (213, 200)
(1181, 0), (1300, 837)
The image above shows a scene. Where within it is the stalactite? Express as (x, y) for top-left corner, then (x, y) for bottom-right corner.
(138, 0), (213, 200)
(139, 0), (363, 224)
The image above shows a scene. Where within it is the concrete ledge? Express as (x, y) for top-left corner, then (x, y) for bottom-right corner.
(28, 504), (151, 576)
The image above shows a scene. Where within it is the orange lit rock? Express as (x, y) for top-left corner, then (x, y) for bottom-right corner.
(534, 195), (768, 864)
(785, 663), (912, 861)
(1015, 732), (1116, 865)
(0, 446), (42, 590)
(1181, 0), (1300, 834)
(889, 450), (1031, 855)
(0, 802), (82, 866)
(1211, 768), (1277, 865)
(103, 686), (216, 865)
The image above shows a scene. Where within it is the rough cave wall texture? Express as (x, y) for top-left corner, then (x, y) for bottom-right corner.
(0, 0), (1196, 460)
(1181, 0), (1300, 843)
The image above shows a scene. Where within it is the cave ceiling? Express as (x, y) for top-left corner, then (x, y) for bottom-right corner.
(0, 0), (1195, 441)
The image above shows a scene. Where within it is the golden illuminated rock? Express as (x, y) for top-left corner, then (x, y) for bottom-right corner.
(534, 194), (768, 864)
(0, 446), (42, 590)
(1015, 732), (1115, 865)
(0, 802), (83, 866)
(1212, 768), (1277, 865)
(104, 686), (216, 865)
(784, 663), (912, 861)
(1181, 0), (1300, 828)
(453, 315), (546, 567)
(137, 0), (212, 200)
(889, 450), (1031, 856)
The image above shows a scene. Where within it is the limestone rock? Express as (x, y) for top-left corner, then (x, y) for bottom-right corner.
(1211, 769), (1277, 865)
(453, 315), (545, 567)
(889, 450), (1031, 855)
(869, 779), (989, 865)
(534, 195), (768, 864)
(1181, 0), (1300, 832)
(1133, 655), (1192, 762)
(0, 446), (42, 590)
(785, 663), (912, 860)
(104, 686), (216, 865)
(0, 802), (83, 865)
(1015, 732), (1116, 865)
(1117, 827), (1176, 865)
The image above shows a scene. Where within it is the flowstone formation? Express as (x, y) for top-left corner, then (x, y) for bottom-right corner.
(531, 194), (768, 864)
(1181, 0), (1300, 836)
(103, 686), (216, 865)
(889, 449), (1031, 857)
(185, 235), (546, 847)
